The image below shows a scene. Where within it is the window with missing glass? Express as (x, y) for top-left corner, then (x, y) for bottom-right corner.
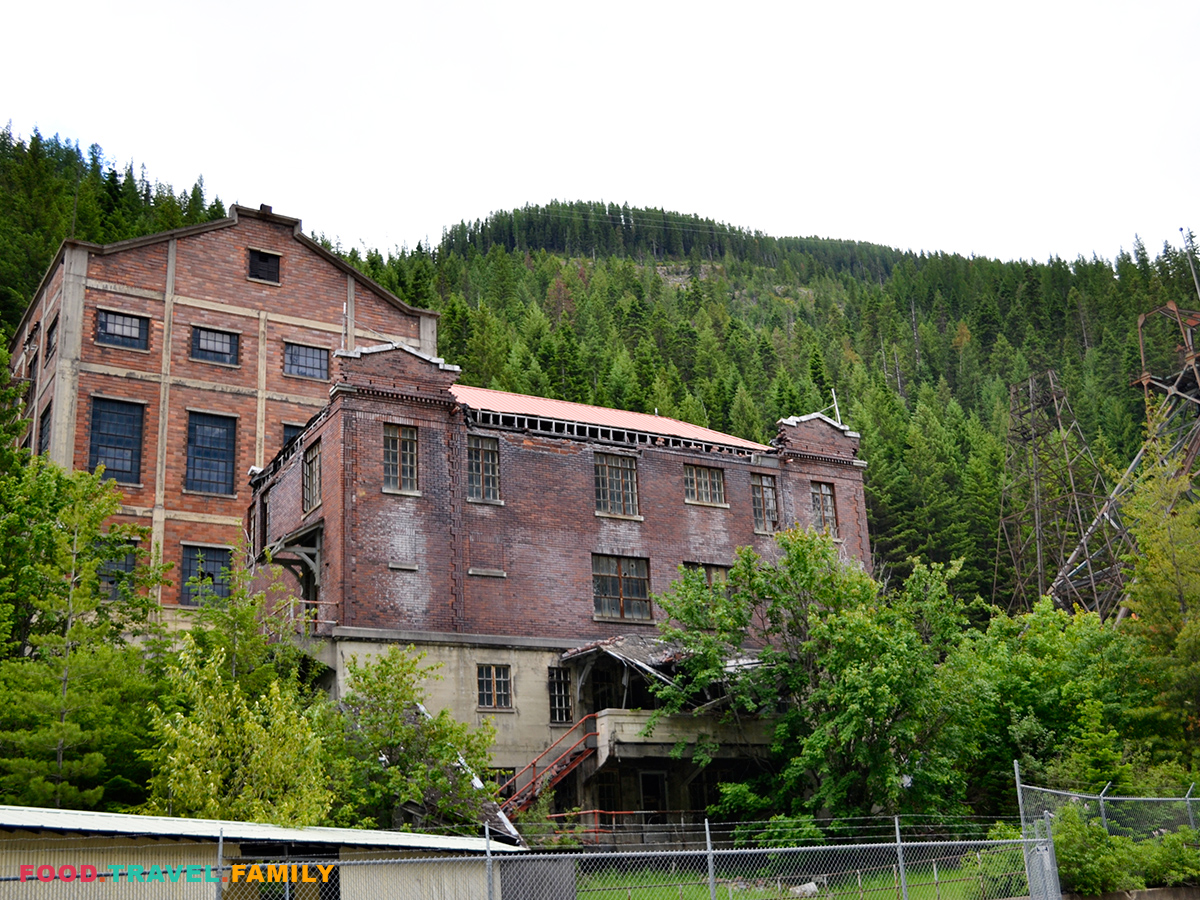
(89, 398), (144, 483)
(384, 424), (418, 492)
(283, 343), (328, 379)
(181, 545), (231, 606)
(303, 441), (322, 512)
(37, 404), (52, 456)
(592, 554), (651, 620)
(283, 423), (304, 447)
(248, 249), (280, 282)
(684, 465), (725, 505)
(548, 667), (572, 724)
(595, 453), (639, 516)
(751, 473), (779, 533)
(96, 310), (149, 350)
(45, 317), (58, 363)
(186, 412), (236, 494)
(467, 435), (500, 501)
(191, 327), (239, 365)
(99, 545), (138, 601)
(684, 562), (730, 588)
(477, 664), (512, 708)
(811, 481), (839, 537)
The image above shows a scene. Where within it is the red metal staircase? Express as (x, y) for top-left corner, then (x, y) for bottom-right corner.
(499, 714), (598, 813)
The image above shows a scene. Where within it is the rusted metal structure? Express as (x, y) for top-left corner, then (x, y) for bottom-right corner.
(996, 370), (1133, 619)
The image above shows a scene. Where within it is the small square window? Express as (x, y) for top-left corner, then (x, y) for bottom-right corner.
(89, 398), (144, 483)
(384, 424), (418, 492)
(96, 310), (149, 350)
(284, 343), (328, 380)
(595, 454), (639, 516)
(592, 554), (651, 620)
(811, 481), (839, 538)
(283, 423), (304, 447)
(181, 545), (231, 606)
(186, 412), (236, 495)
(192, 327), (239, 365)
(684, 465), (725, 505)
(549, 667), (572, 724)
(248, 249), (280, 282)
(467, 435), (500, 501)
(478, 664), (512, 708)
(752, 473), (779, 533)
(303, 441), (322, 512)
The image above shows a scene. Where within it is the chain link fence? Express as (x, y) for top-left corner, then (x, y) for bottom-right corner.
(1017, 769), (1198, 840)
(0, 823), (1059, 900)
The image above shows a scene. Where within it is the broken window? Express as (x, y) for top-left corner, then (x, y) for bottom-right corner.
(811, 481), (838, 538)
(592, 554), (651, 620)
(751, 473), (778, 533)
(303, 441), (322, 512)
(191, 326), (238, 365)
(594, 453), (639, 516)
(284, 343), (328, 379)
(548, 667), (572, 724)
(97, 310), (149, 350)
(467, 435), (500, 501)
(684, 562), (729, 588)
(684, 465), (725, 505)
(477, 664), (512, 708)
(248, 248), (280, 282)
(384, 424), (418, 492)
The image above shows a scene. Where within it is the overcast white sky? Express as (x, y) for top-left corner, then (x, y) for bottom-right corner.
(5, 1), (1198, 265)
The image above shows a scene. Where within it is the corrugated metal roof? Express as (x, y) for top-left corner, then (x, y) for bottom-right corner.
(449, 384), (770, 452)
(0, 805), (520, 853)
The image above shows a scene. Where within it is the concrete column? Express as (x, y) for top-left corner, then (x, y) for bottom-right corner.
(50, 245), (89, 470)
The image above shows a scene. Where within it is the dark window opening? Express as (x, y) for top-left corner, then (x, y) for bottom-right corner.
(248, 249), (280, 282)
(303, 441), (322, 512)
(752, 473), (779, 533)
(186, 412), (236, 495)
(89, 398), (144, 483)
(549, 667), (572, 724)
(45, 317), (58, 363)
(99, 545), (138, 601)
(477, 664), (512, 708)
(96, 311), (149, 350)
(811, 481), (839, 538)
(181, 545), (231, 606)
(595, 453), (639, 516)
(37, 404), (52, 456)
(592, 554), (651, 620)
(467, 435), (500, 500)
(283, 343), (328, 379)
(191, 327), (239, 365)
(283, 423), (304, 447)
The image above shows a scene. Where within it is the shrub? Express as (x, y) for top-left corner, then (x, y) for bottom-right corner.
(1052, 803), (1143, 895)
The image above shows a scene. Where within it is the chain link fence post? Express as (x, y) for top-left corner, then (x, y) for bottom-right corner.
(485, 823), (494, 900)
(1014, 760), (1027, 836)
(215, 827), (223, 900)
(705, 819), (716, 900)
(894, 816), (909, 900)
(1187, 783), (1195, 830)
(1098, 782), (1111, 833)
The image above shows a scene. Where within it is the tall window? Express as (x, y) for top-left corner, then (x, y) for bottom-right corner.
(45, 316), (58, 363)
(24, 353), (37, 410)
(477, 664), (512, 708)
(384, 424), (418, 492)
(684, 465), (725, 505)
(186, 413), (236, 494)
(96, 311), (149, 350)
(99, 544), (138, 601)
(303, 441), (322, 512)
(181, 545), (231, 606)
(283, 343), (328, 379)
(37, 404), (52, 456)
(548, 667), (572, 724)
(191, 327), (239, 365)
(811, 481), (838, 537)
(751, 473), (778, 533)
(248, 249), (280, 282)
(89, 398), (144, 483)
(468, 435), (500, 501)
(595, 454), (639, 516)
(592, 554), (651, 620)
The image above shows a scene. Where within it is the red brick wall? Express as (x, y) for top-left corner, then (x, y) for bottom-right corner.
(257, 348), (873, 643)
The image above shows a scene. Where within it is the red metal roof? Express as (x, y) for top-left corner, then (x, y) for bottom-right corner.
(448, 384), (770, 451)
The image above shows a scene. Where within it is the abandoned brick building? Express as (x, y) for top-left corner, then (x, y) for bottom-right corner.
(7, 205), (437, 607)
(249, 339), (872, 820)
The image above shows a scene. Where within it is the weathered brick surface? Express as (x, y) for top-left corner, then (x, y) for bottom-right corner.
(8, 207), (437, 607)
(255, 346), (873, 644)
